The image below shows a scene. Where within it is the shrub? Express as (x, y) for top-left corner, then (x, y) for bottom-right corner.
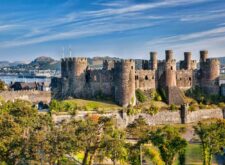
(0, 80), (6, 91)
(158, 88), (167, 102)
(49, 99), (61, 113)
(169, 104), (178, 111)
(127, 107), (141, 116)
(135, 89), (147, 103)
(199, 103), (207, 109)
(188, 105), (197, 111)
(218, 102), (225, 109)
(144, 105), (159, 116)
(155, 95), (162, 101)
(62, 102), (77, 115)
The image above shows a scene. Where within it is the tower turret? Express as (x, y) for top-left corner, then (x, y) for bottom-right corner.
(200, 50), (208, 63)
(114, 59), (136, 107)
(150, 51), (158, 70)
(184, 52), (191, 70)
(165, 50), (176, 87)
(165, 50), (173, 62)
(61, 58), (68, 78)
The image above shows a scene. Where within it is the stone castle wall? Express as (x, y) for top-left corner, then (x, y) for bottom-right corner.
(135, 70), (156, 90)
(0, 90), (51, 103)
(52, 109), (225, 128)
(54, 50), (221, 106)
(176, 70), (193, 90)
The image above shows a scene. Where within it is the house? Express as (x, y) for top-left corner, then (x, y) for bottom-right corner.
(10, 82), (37, 91)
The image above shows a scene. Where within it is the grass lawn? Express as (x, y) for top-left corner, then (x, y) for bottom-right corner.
(137, 100), (168, 110)
(185, 143), (217, 165)
(63, 99), (122, 111)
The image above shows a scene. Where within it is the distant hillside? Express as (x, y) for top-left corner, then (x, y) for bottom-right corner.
(28, 56), (60, 70)
(1, 56), (145, 70)
(10, 56), (61, 70)
(0, 61), (27, 68)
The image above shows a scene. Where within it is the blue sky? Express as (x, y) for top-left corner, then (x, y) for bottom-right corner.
(0, 0), (225, 62)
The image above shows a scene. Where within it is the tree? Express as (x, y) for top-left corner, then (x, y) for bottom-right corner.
(0, 100), (38, 164)
(69, 116), (114, 165)
(0, 113), (23, 164)
(148, 126), (187, 165)
(0, 80), (6, 91)
(100, 129), (128, 165)
(126, 117), (150, 139)
(194, 120), (225, 165)
(144, 145), (165, 165)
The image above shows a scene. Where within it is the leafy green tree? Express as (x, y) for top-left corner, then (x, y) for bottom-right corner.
(194, 120), (225, 165)
(144, 145), (165, 165)
(100, 129), (128, 165)
(49, 99), (61, 113)
(148, 126), (187, 165)
(69, 116), (114, 165)
(0, 113), (23, 164)
(126, 117), (149, 139)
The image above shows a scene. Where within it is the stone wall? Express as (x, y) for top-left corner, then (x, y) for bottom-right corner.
(186, 109), (224, 123)
(176, 70), (193, 90)
(0, 90), (51, 103)
(135, 70), (156, 90)
(85, 70), (114, 97)
(51, 108), (224, 128)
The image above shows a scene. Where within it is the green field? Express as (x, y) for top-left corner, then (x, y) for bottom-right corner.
(63, 99), (122, 111)
(185, 143), (217, 165)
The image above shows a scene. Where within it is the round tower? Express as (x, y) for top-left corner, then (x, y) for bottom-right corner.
(184, 52), (192, 70)
(165, 50), (173, 62)
(165, 61), (177, 87)
(72, 58), (88, 89)
(114, 59), (136, 107)
(164, 50), (176, 87)
(200, 50), (208, 63)
(61, 58), (68, 78)
(150, 51), (158, 70)
(208, 59), (220, 82)
(72, 57), (88, 78)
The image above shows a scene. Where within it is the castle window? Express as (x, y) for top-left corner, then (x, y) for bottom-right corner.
(131, 66), (134, 69)
(145, 75), (148, 80)
(152, 76), (154, 79)
(135, 75), (139, 80)
(171, 66), (173, 70)
(189, 77), (191, 81)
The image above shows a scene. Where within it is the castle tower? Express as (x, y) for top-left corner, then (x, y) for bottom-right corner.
(114, 59), (136, 107)
(208, 59), (220, 82)
(199, 50), (220, 94)
(150, 52), (158, 70)
(61, 58), (68, 78)
(184, 52), (192, 70)
(72, 58), (88, 93)
(166, 50), (173, 62)
(165, 50), (176, 87)
(200, 50), (208, 63)
(199, 50), (208, 80)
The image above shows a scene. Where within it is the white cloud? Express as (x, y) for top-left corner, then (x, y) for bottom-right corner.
(147, 26), (225, 60)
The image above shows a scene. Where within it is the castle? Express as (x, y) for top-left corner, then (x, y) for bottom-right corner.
(51, 50), (220, 107)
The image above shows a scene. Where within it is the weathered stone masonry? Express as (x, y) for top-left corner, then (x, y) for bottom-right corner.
(52, 50), (221, 107)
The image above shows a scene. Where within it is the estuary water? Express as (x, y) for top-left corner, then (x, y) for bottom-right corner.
(0, 75), (50, 84)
